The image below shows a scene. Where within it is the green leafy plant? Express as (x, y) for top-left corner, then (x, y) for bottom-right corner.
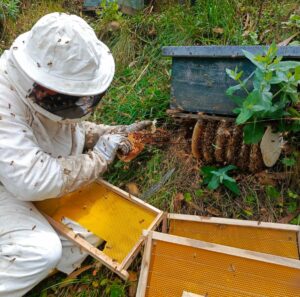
(265, 185), (281, 201)
(290, 214), (300, 225)
(0, 0), (20, 20)
(99, 277), (127, 297)
(96, 0), (122, 23)
(0, 0), (20, 39)
(282, 14), (300, 29)
(226, 43), (300, 144)
(284, 189), (299, 214)
(184, 192), (192, 202)
(201, 165), (240, 195)
(281, 156), (296, 166)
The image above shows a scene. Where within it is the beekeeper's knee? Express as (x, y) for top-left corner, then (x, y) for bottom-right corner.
(35, 231), (63, 271)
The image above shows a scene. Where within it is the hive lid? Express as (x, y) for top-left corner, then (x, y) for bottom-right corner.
(162, 45), (300, 58)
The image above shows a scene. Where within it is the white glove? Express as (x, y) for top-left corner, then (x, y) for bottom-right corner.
(93, 134), (132, 164)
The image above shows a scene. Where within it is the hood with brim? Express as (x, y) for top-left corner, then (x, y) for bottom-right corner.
(5, 50), (87, 123)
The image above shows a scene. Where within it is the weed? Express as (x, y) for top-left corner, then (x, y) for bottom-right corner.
(184, 192), (193, 202)
(290, 214), (300, 225)
(0, 0), (20, 19)
(201, 165), (240, 195)
(282, 13), (300, 29)
(226, 43), (300, 144)
(0, 0), (20, 40)
(99, 277), (127, 297)
(265, 185), (281, 201)
(281, 155), (297, 167)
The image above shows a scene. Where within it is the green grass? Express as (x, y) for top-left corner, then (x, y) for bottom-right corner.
(2, 0), (299, 296)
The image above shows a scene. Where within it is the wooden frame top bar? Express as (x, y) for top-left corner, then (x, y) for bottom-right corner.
(167, 213), (300, 232)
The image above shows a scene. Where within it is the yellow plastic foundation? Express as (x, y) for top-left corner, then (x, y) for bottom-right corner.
(36, 182), (157, 263)
(169, 219), (299, 259)
(145, 239), (300, 297)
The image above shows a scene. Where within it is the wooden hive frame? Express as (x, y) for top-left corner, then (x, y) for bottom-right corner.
(36, 179), (164, 280)
(137, 230), (300, 297)
(166, 213), (300, 259)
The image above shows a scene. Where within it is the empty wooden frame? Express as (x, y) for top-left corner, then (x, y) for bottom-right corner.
(136, 231), (300, 297)
(167, 213), (300, 259)
(35, 179), (164, 280)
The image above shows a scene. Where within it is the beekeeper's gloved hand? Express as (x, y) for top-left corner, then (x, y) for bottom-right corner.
(82, 120), (153, 150)
(114, 120), (153, 135)
(93, 134), (132, 164)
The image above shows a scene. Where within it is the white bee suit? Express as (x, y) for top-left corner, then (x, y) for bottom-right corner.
(0, 50), (110, 297)
(0, 12), (153, 296)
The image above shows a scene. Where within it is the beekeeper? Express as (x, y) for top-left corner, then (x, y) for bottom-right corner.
(0, 13), (151, 297)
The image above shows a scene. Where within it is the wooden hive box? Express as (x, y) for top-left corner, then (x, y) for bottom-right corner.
(167, 214), (300, 259)
(35, 179), (164, 280)
(82, 0), (144, 11)
(137, 231), (300, 297)
(162, 46), (300, 116)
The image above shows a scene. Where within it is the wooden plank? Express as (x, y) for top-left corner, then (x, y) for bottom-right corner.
(151, 231), (300, 269)
(43, 213), (129, 280)
(120, 237), (144, 271)
(162, 45), (300, 58)
(141, 231), (300, 297)
(169, 57), (253, 115)
(298, 231), (300, 258)
(163, 46), (300, 116)
(119, 0), (144, 10)
(120, 211), (164, 270)
(97, 179), (161, 214)
(136, 232), (153, 297)
(182, 292), (205, 297)
(82, 0), (144, 11)
(148, 211), (165, 231)
(161, 212), (168, 233)
(167, 213), (300, 231)
(166, 110), (235, 121)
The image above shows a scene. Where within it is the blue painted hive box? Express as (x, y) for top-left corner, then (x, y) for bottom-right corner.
(83, 0), (144, 10)
(162, 46), (300, 116)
